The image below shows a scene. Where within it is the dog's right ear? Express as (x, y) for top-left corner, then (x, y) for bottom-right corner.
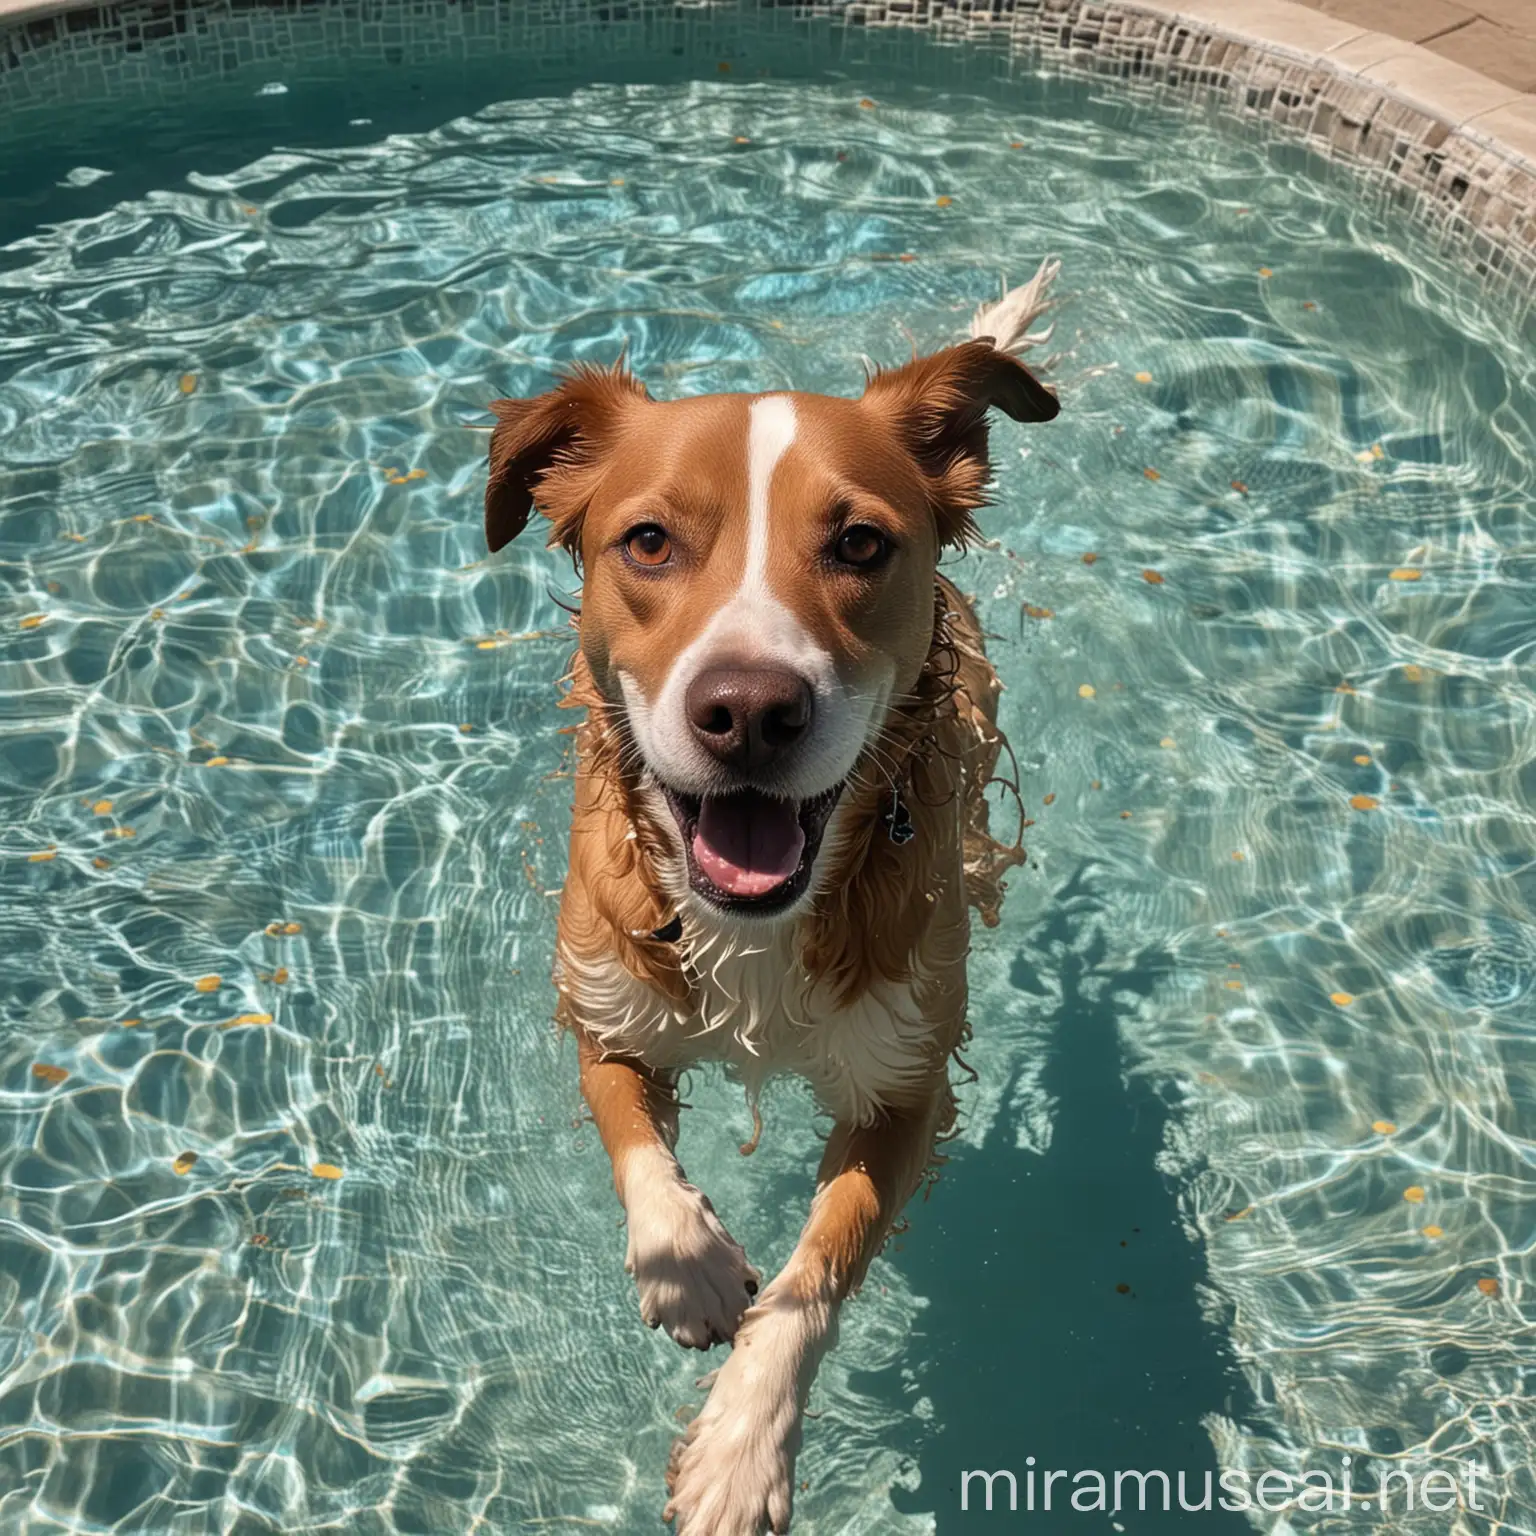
(485, 363), (648, 555)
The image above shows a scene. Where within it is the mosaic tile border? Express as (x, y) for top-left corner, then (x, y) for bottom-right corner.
(0, 0), (1533, 295)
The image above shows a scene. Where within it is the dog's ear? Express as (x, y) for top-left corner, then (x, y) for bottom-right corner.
(860, 340), (1058, 549)
(485, 363), (648, 555)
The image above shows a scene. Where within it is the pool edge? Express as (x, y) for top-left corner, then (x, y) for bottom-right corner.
(0, 0), (1532, 296)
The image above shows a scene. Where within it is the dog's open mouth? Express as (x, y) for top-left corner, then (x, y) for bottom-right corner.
(661, 785), (844, 914)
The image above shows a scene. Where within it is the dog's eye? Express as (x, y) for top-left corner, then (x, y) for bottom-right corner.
(624, 524), (672, 567)
(833, 524), (890, 570)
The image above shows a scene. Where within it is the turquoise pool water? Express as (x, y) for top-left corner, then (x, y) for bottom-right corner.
(3, 56), (1535, 1536)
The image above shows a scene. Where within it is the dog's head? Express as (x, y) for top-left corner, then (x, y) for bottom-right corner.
(485, 342), (1057, 921)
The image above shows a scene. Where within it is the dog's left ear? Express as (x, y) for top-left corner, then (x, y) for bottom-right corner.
(485, 362), (648, 555)
(861, 340), (1058, 548)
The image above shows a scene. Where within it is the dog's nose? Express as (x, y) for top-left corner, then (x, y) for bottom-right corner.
(686, 668), (813, 771)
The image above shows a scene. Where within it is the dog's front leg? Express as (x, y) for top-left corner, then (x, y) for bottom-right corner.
(665, 1086), (947, 1535)
(578, 1030), (760, 1350)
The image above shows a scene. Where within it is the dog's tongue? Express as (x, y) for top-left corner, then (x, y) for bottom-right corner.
(693, 792), (805, 898)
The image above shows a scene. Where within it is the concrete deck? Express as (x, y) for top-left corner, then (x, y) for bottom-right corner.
(1297, 0), (1536, 92)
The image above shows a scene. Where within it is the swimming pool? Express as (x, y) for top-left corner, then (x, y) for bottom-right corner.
(2, 40), (1534, 1536)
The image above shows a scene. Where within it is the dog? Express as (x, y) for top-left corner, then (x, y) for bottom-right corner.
(483, 261), (1062, 1535)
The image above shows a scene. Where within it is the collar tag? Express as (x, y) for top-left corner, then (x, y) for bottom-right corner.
(884, 788), (916, 845)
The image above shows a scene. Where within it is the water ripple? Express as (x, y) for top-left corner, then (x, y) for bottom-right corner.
(0, 66), (1533, 1536)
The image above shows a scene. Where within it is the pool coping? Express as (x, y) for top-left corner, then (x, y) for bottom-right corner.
(0, 0), (1533, 296)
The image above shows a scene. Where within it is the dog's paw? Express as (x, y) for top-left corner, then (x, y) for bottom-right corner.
(625, 1177), (759, 1350)
(664, 1332), (801, 1536)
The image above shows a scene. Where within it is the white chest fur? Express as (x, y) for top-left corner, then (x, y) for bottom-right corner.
(557, 914), (939, 1127)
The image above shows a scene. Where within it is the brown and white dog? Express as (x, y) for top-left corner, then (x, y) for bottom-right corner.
(484, 264), (1062, 1535)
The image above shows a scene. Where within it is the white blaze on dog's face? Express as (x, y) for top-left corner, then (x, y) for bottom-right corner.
(483, 343), (1058, 918)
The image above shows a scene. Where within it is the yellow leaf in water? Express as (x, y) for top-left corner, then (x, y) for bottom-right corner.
(1134, 371), (1153, 383)
(1371, 1118), (1395, 1133)
(1332, 992), (1356, 1007)
(859, 97), (876, 109)
(273, 967), (290, 984)
(1081, 552), (1098, 565)
(1403, 1185), (1426, 1203)
(1043, 793), (1056, 806)
(1353, 754), (1370, 765)
(1232, 851), (1246, 861)
(1389, 568), (1422, 581)
(1258, 266), (1273, 278)
(1078, 684), (1096, 699)
(121, 1018), (140, 1028)
(20, 614), (46, 630)
(1354, 449), (1376, 464)
(1350, 794), (1379, 811)
(1023, 605), (1054, 619)
(194, 975), (221, 993)
(1119, 810), (1132, 820)
(405, 468), (427, 481)
(1143, 469), (1161, 482)
(1421, 1224), (1443, 1238)
(717, 60), (731, 72)
(1371, 443), (1385, 459)
(1336, 681), (1356, 694)
(311, 1162), (344, 1181)
(1403, 665), (1424, 683)
(476, 639), (498, 650)
(1090, 779), (1102, 790)
(110, 826), (135, 839)
(282, 922), (302, 935)
(222, 1013), (274, 1029)
(1142, 567), (1165, 583)
(31, 1063), (68, 1085)
(610, 178), (625, 187)
(1477, 1277), (1500, 1297)
(92, 857), (110, 870)
(1225, 1205), (1253, 1221)
(1231, 480), (1248, 494)
(935, 195), (953, 207)
(92, 800), (113, 815)
(1009, 140), (1024, 149)
(459, 723), (474, 733)
(1160, 737), (1176, 748)
(29, 849), (57, 863)
(1224, 979), (1243, 990)
(206, 756), (229, 767)
(734, 136), (750, 144)
(179, 374), (197, 395)
(173, 1151), (199, 1175)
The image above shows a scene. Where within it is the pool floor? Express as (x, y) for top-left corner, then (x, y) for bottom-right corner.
(1, 61), (1534, 1535)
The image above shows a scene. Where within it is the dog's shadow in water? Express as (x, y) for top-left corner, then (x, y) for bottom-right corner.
(884, 864), (1257, 1531)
